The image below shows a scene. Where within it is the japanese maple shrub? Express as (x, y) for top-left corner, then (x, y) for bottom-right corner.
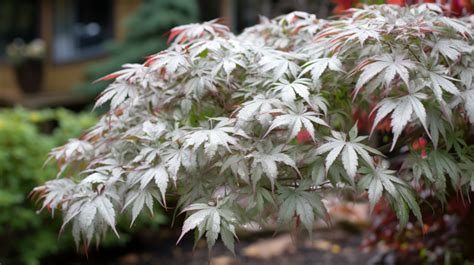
(33, 4), (474, 253)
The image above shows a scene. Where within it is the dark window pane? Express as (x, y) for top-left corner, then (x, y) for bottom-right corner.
(53, 0), (113, 63)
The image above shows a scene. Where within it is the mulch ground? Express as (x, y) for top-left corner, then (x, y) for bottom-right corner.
(43, 226), (379, 265)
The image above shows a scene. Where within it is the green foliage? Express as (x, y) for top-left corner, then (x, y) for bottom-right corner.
(0, 108), (165, 265)
(0, 108), (95, 265)
(79, 0), (199, 95)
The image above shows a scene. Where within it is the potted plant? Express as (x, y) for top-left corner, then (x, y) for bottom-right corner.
(32, 4), (474, 256)
(6, 38), (46, 94)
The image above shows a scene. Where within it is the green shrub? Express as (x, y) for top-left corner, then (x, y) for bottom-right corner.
(0, 108), (165, 265)
(0, 108), (95, 265)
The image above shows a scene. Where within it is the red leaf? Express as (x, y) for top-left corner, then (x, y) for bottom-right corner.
(296, 129), (312, 144)
(93, 72), (123, 83)
(421, 149), (428, 159)
(387, 0), (406, 5)
(167, 28), (185, 44)
(332, 0), (355, 13)
(450, 0), (464, 16)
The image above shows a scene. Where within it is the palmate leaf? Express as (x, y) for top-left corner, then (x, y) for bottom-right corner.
(140, 120), (167, 141)
(66, 194), (120, 247)
(168, 19), (230, 45)
(235, 94), (282, 124)
(136, 164), (170, 204)
(425, 65), (460, 100)
(318, 22), (380, 47)
(184, 119), (244, 159)
(316, 125), (382, 180)
(359, 163), (422, 226)
(277, 183), (328, 234)
(265, 102), (328, 142)
(178, 199), (237, 251)
(33, 179), (76, 216)
(427, 150), (461, 195)
(259, 50), (301, 80)
(459, 159), (474, 191)
(355, 53), (415, 96)
(430, 39), (472, 61)
(123, 186), (159, 226)
(300, 56), (344, 82)
(147, 49), (190, 73)
(272, 77), (313, 103)
(220, 154), (250, 182)
(248, 144), (298, 188)
(371, 91), (430, 150)
(95, 82), (139, 109)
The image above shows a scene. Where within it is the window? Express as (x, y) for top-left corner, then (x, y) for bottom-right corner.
(53, 0), (113, 63)
(0, 0), (40, 59)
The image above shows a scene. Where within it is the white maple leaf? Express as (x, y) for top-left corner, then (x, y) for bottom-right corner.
(95, 81), (139, 108)
(259, 50), (301, 80)
(141, 121), (167, 141)
(359, 162), (421, 224)
(69, 195), (119, 243)
(177, 200), (236, 250)
(184, 119), (243, 158)
(430, 39), (472, 61)
(265, 102), (328, 142)
(316, 125), (382, 179)
(33, 179), (76, 216)
(248, 144), (298, 187)
(427, 65), (460, 100)
(300, 56), (343, 81)
(355, 53), (415, 96)
(235, 93), (282, 124)
(371, 90), (430, 150)
(123, 187), (159, 225)
(137, 164), (169, 203)
(271, 78), (313, 103)
(161, 144), (196, 183)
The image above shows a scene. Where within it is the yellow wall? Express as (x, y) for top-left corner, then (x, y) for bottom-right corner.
(0, 0), (141, 100)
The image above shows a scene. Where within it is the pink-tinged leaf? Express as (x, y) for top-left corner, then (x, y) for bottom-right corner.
(93, 72), (123, 83)
(167, 28), (185, 44)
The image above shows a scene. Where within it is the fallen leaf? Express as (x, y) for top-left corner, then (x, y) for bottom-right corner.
(211, 255), (235, 265)
(242, 234), (294, 259)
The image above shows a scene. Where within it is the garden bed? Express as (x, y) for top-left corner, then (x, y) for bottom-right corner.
(43, 227), (377, 265)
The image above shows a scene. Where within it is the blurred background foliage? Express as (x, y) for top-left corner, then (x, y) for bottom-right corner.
(0, 108), (96, 265)
(0, 108), (166, 265)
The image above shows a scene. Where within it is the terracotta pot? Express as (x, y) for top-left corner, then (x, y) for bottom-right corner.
(14, 59), (43, 94)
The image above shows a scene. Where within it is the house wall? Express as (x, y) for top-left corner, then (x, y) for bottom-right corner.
(0, 0), (141, 100)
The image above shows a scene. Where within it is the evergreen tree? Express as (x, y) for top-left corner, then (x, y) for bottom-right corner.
(79, 0), (198, 94)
